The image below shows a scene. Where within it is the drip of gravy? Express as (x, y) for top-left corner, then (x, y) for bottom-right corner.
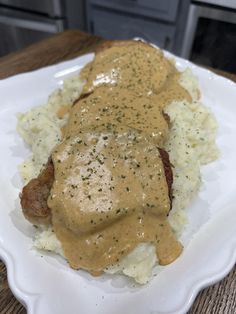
(48, 41), (190, 274)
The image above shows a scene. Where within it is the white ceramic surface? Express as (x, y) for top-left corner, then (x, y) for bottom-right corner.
(0, 51), (236, 314)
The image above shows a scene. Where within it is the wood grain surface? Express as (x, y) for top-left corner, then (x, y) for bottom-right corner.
(0, 30), (235, 314)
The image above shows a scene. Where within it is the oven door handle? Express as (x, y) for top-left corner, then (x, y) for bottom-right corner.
(0, 10), (64, 33)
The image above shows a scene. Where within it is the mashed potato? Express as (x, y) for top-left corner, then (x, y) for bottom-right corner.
(17, 76), (84, 183)
(17, 64), (218, 284)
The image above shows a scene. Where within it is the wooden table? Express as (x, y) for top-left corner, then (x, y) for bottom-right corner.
(0, 30), (235, 314)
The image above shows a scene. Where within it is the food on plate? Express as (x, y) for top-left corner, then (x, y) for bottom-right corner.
(17, 40), (218, 284)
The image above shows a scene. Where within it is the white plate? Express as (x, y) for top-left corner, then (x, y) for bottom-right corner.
(0, 51), (236, 314)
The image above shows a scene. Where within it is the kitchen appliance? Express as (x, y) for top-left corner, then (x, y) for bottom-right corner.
(181, 0), (236, 73)
(0, 0), (86, 57)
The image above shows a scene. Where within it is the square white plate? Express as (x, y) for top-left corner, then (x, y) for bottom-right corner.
(0, 52), (236, 314)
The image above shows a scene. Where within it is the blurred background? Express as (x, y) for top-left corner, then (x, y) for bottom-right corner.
(0, 0), (235, 73)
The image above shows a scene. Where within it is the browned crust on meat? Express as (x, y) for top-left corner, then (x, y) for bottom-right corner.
(158, 148), (173, 209)
(20, 158), (54, 225)
(163, 111), (171, 127)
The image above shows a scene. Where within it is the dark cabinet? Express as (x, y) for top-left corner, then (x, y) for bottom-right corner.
(86, 0), (190, 55)
(91, 7), (175, 50)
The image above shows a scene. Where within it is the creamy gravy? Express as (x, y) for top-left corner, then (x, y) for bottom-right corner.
(48, 41), (190, 273)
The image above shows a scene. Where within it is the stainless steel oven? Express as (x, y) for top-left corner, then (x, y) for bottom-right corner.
(181, 0), (236, 73)
(0, 0), (66, 57)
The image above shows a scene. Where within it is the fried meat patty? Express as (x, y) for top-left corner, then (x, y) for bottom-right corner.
(20, 148), (173, 225)
(20, 158), (54, 225)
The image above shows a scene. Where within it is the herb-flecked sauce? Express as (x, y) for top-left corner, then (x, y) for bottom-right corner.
(48, 41), (190, 274)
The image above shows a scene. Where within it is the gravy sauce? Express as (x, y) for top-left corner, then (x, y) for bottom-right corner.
(48, 41), (190, 273)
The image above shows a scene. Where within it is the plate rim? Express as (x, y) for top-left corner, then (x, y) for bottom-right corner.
(0, 51), (236, 314)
